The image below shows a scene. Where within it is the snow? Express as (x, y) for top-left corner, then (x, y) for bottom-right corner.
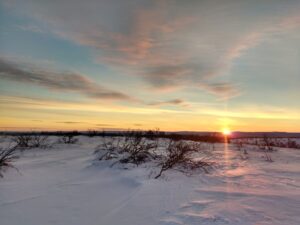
(231, 137), (300, 149)
(1, 136), (299, 225)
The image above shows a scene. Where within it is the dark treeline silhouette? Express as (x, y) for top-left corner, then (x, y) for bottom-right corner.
(2, 130), (300, 144)
(0, 130), (226, 143)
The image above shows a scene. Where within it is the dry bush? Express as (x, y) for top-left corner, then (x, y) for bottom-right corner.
(155, 141), (214, 179)
(118, 135), (158, 166)
(95, 137), (121, 160)
(145, 128), (164, 140)
(287, 139), (300, 149)
(261, 135), (275, 151)
(259, 135), (275, 162)
(234, 136), (275, 163)
(234, 140), (244, 151)
(12, 135), (49, 149)
(29, 135), (49, 148)
(0, 144), (18, 177)
(263, 151), (273, 162)
(95, 138), (214, 178)
(238, 136), (300, 150)
(233, 140), (249, 160)
(59, 134), (78, 144)
(261, 147), (273, 162)
(87, 130), (98, 137)
(12, 135), (33, 148)
(96, 136), (158, 166)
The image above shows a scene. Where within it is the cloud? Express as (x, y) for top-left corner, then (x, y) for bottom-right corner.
(0, 57), (132, 101)
(95, 124), (114, 127)
(148, 98), (188, 107)
(0, 127), (40, 130)
(199, 82), (242, 100)
(0, 95), (186, 115)
(3, 0), (300, 99)
(195, 105), (300, 120)
(56, 121), (86, 124)
(16, 24), (45, 33)
(56, 121), (114, 127)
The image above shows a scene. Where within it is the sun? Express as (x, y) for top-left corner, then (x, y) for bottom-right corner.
(222, 128), (231, 136)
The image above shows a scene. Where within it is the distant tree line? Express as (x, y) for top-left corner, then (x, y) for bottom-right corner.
(0, 130), (226, 143)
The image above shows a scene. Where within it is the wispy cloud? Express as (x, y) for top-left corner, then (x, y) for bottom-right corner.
(0, 57), (132, 101)
(193, 105), (300, 120)
(199, 82), (242, 100)
(0, 95), (185, 115)
(95, 124), (114, 127)
(56, 121), (86, 124)
(148, 98), (189, 107)
(16, 24), (45, 33)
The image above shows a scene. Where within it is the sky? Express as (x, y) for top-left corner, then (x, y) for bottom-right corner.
(0, 0), (299, 132)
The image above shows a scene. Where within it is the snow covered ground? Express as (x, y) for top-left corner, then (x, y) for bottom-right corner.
(231, 137), (300, 149)
(1, 136), (299, 225)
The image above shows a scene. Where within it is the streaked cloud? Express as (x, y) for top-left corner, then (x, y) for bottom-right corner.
(56, 121), (86, 124)
(0, 95), (184, 115)
(0, 57), (132, 101)
(148, 98), (188, 107)
(1, 95), (298, 121)
(193, 105), (300, 120)
(16, 24), (45, 33)
(199, 83), (241, 100)
(95, 124), (114, 127)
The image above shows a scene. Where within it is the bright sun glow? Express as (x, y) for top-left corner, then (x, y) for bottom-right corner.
(222, 128), (231, 136)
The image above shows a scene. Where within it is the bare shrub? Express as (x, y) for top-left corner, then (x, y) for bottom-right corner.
(234, 140), (243, 151)
(118, 135), (158, 166)
(264, 151), (274, 162)
(233, 140), (249, 160)
(236, 136), (300, 150)
(12, 134), (49, 149)
(155, 141), (213, 179)
(238, 149), (248, 160)
(87, 129), (98, 137)
(258, 135), (275, 162)
(95, 137), (121, 160)
(59, 134), (78, 144)
(260, 135), (276, 151)
(12, 135), (33, 148)
(262, 149), (273, 162)
(0, 144), (18, 177)
(287, 139), (299, 149)
(30, 135), (49, 148)
(145, 128), (164, 140)
(95, 138), (214, 178)
(96, 136), (158, 166)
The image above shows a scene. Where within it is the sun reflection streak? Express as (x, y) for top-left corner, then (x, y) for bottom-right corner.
(223, 132), (232, 207)
(223, 134), (230, 168)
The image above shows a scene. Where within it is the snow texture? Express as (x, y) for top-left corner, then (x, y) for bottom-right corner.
(0, 136), (299, 225)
